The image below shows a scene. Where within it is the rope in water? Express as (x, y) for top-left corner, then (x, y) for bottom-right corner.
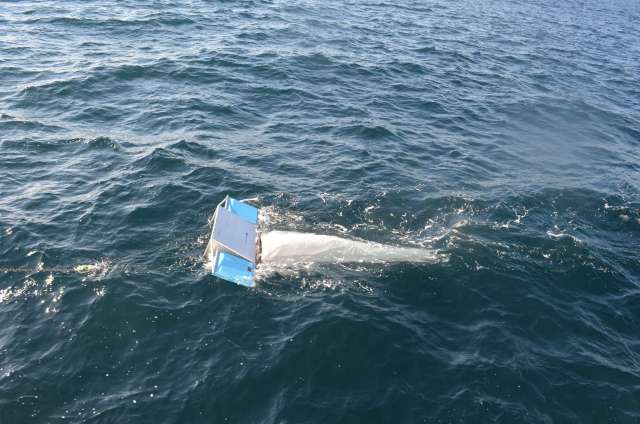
(0, 264), (99, 275)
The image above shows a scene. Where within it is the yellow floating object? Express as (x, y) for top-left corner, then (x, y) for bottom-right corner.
(74, 264), (97, 274)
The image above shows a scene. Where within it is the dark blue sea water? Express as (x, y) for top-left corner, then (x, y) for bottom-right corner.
(1, 0), (640, 422)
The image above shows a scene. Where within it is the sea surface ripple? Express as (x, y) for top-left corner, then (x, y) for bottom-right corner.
(1, 0), (639, 422)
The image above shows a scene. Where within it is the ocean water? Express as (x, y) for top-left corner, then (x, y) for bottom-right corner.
(1, 0), (639, 422)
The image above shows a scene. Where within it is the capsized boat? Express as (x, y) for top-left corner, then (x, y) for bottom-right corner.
(205, 196), (260, 287)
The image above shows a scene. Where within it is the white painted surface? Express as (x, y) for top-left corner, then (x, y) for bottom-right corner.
(211, 206), (257, 263)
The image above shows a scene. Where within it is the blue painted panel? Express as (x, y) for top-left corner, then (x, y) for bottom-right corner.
(213, 251), (255, 287)
(227, 198), (259, 224)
